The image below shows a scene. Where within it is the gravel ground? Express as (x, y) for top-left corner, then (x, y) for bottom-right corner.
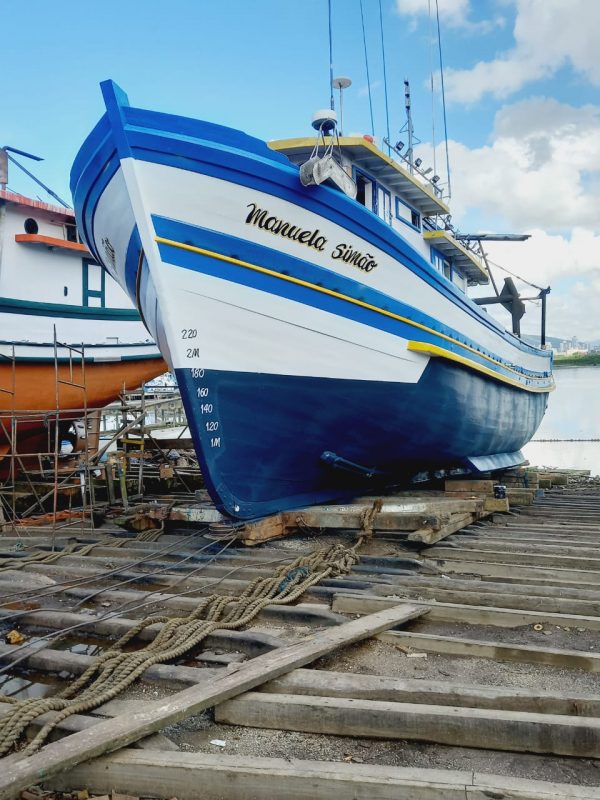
(173, 719), (600, 787)
(313, 637), (600, 693)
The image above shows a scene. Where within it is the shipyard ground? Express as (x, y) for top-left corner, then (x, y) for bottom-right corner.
(2, 474), (600, 798)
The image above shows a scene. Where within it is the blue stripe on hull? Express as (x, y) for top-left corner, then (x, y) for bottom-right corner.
(69, 97), (545, 365)
(153, 216), (550, 385)
(175, 361), (548, 519)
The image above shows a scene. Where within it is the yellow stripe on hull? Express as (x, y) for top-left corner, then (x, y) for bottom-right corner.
(407, 341), (554, 393)
(155, 236), (552, 389)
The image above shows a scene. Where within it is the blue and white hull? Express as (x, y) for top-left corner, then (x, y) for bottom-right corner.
(71, 81), (553, 519)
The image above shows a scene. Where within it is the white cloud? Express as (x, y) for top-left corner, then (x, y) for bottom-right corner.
(471, 232), (600, 340)
(485, 228), (600, 290)
(395, 0), (504, 33)
(415, 96), (600, 339)
(445, 0), (600, 103)
(432, 98), (600, 232)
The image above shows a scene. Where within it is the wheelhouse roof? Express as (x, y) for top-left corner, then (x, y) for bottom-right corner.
(423, 230), (489, 285)
(269, 136), (450, 217)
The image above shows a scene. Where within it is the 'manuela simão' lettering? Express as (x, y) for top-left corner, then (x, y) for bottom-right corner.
(244, 203), (378, 272)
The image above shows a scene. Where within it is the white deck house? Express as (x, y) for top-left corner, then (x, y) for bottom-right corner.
(271, 136), (489, 295)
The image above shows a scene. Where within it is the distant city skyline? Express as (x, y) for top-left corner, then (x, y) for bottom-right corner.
(2, 0), (599, 340)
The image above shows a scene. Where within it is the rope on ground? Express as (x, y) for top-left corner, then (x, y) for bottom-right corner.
(0, 540), (361, 756)
(0, 526), (164, 573)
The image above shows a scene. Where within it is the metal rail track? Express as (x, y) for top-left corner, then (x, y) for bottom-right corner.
(1, 482), (600, 796)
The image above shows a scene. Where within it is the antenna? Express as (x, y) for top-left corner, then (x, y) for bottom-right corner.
(328, 0), (335, 112)
(332, 76), (351, 135)
(404, 80), (415, 173)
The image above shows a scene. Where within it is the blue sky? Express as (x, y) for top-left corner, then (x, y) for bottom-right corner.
(3, 0), (599, 340)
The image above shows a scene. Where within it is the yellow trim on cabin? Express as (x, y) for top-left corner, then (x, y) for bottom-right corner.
(407, 341), (554, 393)
(269, 136), (451, 215)
(423, 230), (488, 278)
(154, 235), (552, 387)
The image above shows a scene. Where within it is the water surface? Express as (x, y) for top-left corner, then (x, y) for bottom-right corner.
(522, 366), (600, 475)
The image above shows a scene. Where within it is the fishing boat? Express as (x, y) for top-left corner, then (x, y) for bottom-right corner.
(70, 80), (553, 519)
(0, 167), (166, 469)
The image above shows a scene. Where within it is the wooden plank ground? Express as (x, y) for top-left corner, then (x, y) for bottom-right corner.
(46, 751), (600, 800)
(0, 603), (424, 800)
(215, 691), (600, 756)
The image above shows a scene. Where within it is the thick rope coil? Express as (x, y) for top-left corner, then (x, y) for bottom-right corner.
(0, 541), (361, 756)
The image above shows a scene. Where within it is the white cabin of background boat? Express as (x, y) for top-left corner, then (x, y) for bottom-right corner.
(270, 135), (489, 297)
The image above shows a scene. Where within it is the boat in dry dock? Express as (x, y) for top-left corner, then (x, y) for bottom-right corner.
(70, 80), (554, 519)
(0, 169), (166, 467)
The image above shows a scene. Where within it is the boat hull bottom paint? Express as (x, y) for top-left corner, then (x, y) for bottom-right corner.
(175, 359), (548, 519)
(0, 357), (165, 479)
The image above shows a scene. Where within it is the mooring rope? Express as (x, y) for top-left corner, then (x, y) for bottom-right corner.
(0, 526), (164, 573)
(0, 540), (362, 756)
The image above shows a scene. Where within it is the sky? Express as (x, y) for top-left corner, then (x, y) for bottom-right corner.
(2, 0), (599, 341)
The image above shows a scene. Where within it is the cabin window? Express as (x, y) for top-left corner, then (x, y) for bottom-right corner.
(395, 198), (421, 231)
(82, 258), (105, 308)
(354, 170), (375, 213)
(380, 188), (392, 224)
(24, 218), (38, 235)
(65, 223), (78, 243)
(430, 248), (452, 280)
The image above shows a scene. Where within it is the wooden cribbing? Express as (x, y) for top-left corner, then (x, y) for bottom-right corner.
(261, 669), (600, 716)
(332, 592), (600, 630)
(216, 691), (600, 757)
(379, 630), (600, 672)
(0, 603), (425, 800)
(46, 751), (600, 800)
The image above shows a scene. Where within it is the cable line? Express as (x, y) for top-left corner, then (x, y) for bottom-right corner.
(359, 0), (375, 136)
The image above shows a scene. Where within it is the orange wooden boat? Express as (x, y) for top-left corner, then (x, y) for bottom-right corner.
(0, 183), (165, 472)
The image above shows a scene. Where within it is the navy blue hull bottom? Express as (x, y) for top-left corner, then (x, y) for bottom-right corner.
(175, 360), (548, 519)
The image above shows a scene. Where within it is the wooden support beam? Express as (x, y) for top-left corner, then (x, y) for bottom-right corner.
(445, 479), (494, 494)
(0, 700), (177, 753)
(261, 668), (600, 715)
(45, 751), (600, 800)
(425, 546), (600, 572)
(0, 643), (221, 689)
(282, 498), (484, 531)
(240, 514), (285, 545)
(408, 513), (474, 545)
(215, 691), (600, 757)
(543, 473), (569, 486)
(482, 496), (510, 512)
(0, 603), (426, 800)
(356, 579), (600, 617)
(423, 558), (600, 585)
(506, 489), (536, 505)
(0, 608), (285, 657)
(332, 592), (600, 631)
(378, 630), (600, 672)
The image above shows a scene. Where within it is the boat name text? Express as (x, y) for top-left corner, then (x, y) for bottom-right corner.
(245, 204), (378, 272)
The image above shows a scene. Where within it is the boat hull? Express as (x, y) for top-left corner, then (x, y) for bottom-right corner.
(70, 82), (553, 519)
(0, 355), (165, 476)
(175, 360), (546, 518)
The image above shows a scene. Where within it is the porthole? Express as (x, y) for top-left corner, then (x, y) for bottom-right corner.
(24, 218), (38, 235)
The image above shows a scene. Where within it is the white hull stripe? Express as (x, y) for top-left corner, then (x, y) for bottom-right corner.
(156, 235), (553, 392)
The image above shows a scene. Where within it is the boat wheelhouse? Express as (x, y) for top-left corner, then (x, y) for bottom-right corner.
(0, 186), (165, 466)
(70, 81), (553, 519)
(271, 135), (488, 295)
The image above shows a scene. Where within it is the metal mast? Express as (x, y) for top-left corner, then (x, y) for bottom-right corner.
(404, 80), (414, 173)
